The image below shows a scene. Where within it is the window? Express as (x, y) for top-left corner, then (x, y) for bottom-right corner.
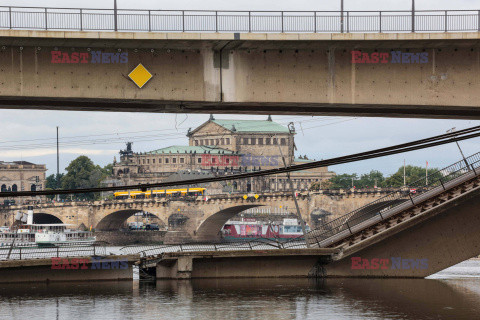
(173, 158), (177, 164)
(243, 138), (248, 144)
(280, 138), (286, 145)
(226, 158), (230, 164)
(216, 139), (220, 145)
(221, 138), (225, 145)
(180, 158), (185, 163)
(142, 159), (145, 164)
(251, 138), (256, 145)
(152, 159), (155, 164)
(147, 159), (150, 164)
(165, 158), (169, 164)
(273, 138), (278, 145)
(197, 158), (202, 164)
(226, 138), (230, 144)
(158, 158), (162, 164)
(212, 158), (216, 164)
(266, 138), (271, 145)
(200, 140), (204, 145)
(195, 140), (199, 146)
(258, 138), (263, 145)
(210, 139), (215, 145)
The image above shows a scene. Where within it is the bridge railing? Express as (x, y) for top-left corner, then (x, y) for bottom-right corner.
(0, 241), (107, 260)
(120, 238), (306, 257)
(0, 7), (479, 33)
(295, 152), (480, 248)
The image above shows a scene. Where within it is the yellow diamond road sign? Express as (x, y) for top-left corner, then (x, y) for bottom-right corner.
(128, 63), (153, 88)
(254, 194), (259, 199)
(243, 195), (248, 200)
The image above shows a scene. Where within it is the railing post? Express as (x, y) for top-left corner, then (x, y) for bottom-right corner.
(45, 8), (48, 30)
(215, 11), (218, 32)
(114, 0), (118, 31)
(346, 221), (352, 234)
(412, 0), (415, 32)
(248, 11), (251, 32)
(9, 7), (12, 29)
(340, 8), (344, 33)
(281, 11), (284, 33)
(314, 12), (316, 33)
(408, 193), (415, 205)
(478, 10), (480, 32)
(148, 10), (151, 32)
(444, 10), (448, 32)
(346, 11), (349, 33)
(182, 10), (185, 32)
(439, 178), (446, 190)
(80, 9), (83, 31)
(19, 248), (21, 260)
(57, 246), (59, 257)
(379, 11), (382, 33)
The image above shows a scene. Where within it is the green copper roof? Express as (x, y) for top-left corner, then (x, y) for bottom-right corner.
(212, 119), (290, 133)
(146, 145), (235, 155)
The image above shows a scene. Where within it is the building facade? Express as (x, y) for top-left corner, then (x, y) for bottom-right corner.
(108, 117), (334, 193)
(0, 161), (46, 194)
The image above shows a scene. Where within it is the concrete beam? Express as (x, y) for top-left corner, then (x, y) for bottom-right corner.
(1, 31), (480, 118)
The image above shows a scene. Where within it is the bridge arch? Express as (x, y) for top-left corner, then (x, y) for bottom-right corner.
(33, 212), (64, 224)
(195, 205), (262, 242)
(96, 210), (165, 231)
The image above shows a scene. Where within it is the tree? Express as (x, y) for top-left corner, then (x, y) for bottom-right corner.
(356, 170), (385, 188)
(327, 173), (358, 189)
(45, 173), (64, 190)
(61, 156), (104, 200)
(384, 165), (437, 188)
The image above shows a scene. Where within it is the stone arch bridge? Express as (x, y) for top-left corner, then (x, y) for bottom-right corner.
(0, 191), (389, 242)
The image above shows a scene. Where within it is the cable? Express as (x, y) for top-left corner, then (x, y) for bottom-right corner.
(2, 125), (480, 198)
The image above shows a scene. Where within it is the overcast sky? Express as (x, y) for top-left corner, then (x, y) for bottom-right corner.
(1, 0), (480, 177)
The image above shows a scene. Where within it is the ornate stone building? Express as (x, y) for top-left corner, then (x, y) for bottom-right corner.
(0, 161), (46, 193)
(108, 116), (334, 192)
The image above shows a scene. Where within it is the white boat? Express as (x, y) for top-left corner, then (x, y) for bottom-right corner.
(0, 224), (96, 248)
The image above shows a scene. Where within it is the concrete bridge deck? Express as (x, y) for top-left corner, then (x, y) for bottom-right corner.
(1, 30), (480, 118)
(0, 254), (139, 283)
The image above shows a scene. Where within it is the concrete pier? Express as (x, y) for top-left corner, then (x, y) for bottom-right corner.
(154, 249), (338, 279)
(0, 254), (139, 283)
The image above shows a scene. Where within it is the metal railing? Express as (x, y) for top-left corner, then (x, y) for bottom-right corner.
(0, 7), (480, 33)
(120, 238), (309, 258)
(297, 152), (480, 248)
(0, 241), (107, 260)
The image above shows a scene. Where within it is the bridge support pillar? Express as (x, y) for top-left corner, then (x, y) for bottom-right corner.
(157, 256), (193, 279)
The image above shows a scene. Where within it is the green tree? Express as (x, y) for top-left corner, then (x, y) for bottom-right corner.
(327, 173), (359, 189)
(45, 173), (64, 190)
(356, 170), (385, 188)
(61, 156), (104, 200)
(384, 165), (437, 188)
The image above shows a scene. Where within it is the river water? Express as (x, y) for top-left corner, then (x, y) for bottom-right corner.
(1, 260), (480, 319)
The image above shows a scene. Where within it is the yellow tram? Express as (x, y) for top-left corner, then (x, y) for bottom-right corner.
(113, 187), (206, 200)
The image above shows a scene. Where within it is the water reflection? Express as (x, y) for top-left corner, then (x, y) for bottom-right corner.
(1, 263), (480, 319)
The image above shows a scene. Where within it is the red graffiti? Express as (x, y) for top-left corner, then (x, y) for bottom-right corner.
(201, 155), (239, 167)
(51, 257), (89, 269)
(51, 51), (90, 64)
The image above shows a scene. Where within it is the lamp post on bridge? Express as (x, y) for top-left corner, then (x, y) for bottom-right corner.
(114, 0), (118, 32)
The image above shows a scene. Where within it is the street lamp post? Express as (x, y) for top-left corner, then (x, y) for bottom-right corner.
(340, 0), (344, 33)
(114, 0), (118, 31)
